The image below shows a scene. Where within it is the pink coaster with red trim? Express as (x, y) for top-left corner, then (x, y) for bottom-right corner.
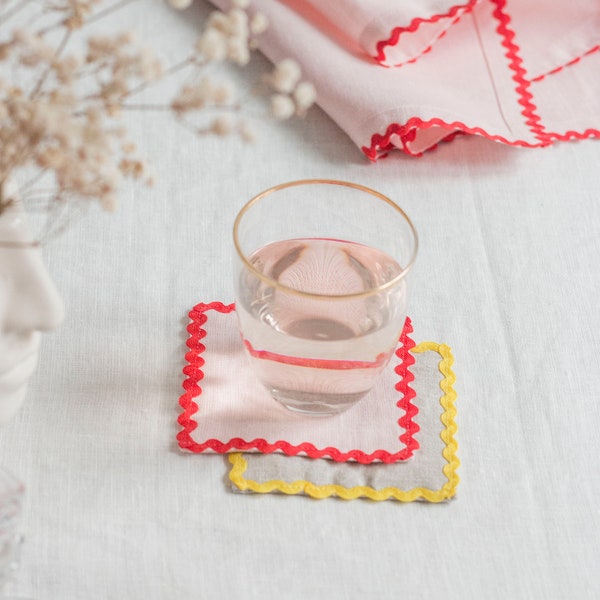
(176, 302), (418, 464)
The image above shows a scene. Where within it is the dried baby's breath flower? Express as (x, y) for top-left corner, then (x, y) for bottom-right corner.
(145, 174), (156, 187)
(0, 43), (12, 61)
(171, 77), (235, 114)
(196, 7), (253, 65)
(205, 11), (231, 34)
(249, 13), (269, 36)
(265, 59), (316, 118)
(211, 115), (233, 136)
(212, 81), (235, 104)
(0, 0), (316, 242)
(54, 55), (81, 85)
(228, 8), (249, 36)
(239, 120), (256, 143)
(268, 59), (302, 94)
(13, 29), (56, 67)
(100, 193), (118, 212)
(121, 141), (137, 154)
(270, 94), (295, 120)
(293, 81), (317, 113)
(195, 28), (228, 62)
(227, 37), (250, 66)
(119, 158), (147, 178)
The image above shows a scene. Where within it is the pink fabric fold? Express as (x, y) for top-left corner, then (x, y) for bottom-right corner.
(214, 0), (600, 157)
(302, 0), (480, 66)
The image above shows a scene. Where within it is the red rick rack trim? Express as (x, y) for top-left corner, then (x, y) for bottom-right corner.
(374, 0), (479, 67)
(531, 44), (600, 83)
(546, 128), (600, 143)
(490, 0), (549, 144)
(395, 318), (419, 457)
(361, 117), (545, 160)
(176, 301), (419, 464)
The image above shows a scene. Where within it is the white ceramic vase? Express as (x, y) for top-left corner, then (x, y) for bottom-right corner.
(0, 180), (64, 426)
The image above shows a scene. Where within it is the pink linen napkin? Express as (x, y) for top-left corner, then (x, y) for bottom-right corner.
(214, 0), (600, 157)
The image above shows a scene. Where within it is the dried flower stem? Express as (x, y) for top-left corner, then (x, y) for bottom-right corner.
(31, 28), (72, 99)
(84, 0), (141, 26)
(19, 168), (49, 195)
(0, 144), (36, 195)
(124, 55), (200, 100)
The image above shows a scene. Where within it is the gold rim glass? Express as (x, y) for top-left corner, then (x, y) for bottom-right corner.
(233, 179), (418, 300)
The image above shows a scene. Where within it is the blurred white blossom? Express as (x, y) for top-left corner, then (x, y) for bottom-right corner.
(249, 12), (269, 36)
(269, 59), (302, 93)
(211, 115), (233, 136)
(270, 94), (295, 120)
(195, 28), (228, 62)
(293, 81), (317, 114)
(265, 59), (316, 119)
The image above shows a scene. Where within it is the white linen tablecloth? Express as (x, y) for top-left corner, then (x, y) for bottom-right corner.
(0, 1), (599, 598)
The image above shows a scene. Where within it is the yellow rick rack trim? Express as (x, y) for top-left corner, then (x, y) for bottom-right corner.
(228, 342), (460, 502)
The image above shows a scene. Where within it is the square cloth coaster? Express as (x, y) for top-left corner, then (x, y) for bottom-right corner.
(228, 344), (459, 502)
(177, 302), (419, 464)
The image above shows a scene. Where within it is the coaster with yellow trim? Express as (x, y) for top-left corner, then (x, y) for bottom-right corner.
(228, 342), (459, 502)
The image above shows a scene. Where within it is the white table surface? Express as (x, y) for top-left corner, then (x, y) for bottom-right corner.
(1, 2), (599, 599)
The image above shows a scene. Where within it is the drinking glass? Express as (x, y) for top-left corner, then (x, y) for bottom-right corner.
(233, 179), (418, 416)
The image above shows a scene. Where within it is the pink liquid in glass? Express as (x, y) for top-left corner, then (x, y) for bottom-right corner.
(236, 238), (408, 415)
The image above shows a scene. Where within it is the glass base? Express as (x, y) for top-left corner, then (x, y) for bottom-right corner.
(270, 387), (367, 417)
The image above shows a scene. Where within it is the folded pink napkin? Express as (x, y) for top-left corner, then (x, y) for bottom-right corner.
(216, 0), (600, 157)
